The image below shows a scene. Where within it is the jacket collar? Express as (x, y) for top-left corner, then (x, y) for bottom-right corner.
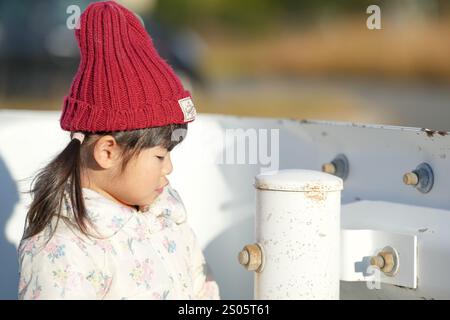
(60, 183), (187, 238)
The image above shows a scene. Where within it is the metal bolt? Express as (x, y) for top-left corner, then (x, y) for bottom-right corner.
(370, 250), (396, 275)
(322, 154), (349, 180)
(238, 249), (250, 265)
(403, 172), (419, 186)
(370, 255), (385, 269)
(403, 163), (434, 193)
(322, 163), (336, 175)
(238, 243), (264, 272)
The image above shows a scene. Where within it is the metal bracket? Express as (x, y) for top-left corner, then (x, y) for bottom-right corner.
(341, 229), (417, 289)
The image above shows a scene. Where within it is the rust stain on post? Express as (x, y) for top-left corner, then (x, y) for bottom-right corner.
(305, 191), (327, 202)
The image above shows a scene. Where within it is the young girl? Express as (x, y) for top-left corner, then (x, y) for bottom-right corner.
(18, 1), (220, 300)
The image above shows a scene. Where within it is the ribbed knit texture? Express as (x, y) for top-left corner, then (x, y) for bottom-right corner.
(60, 1), (195, 132)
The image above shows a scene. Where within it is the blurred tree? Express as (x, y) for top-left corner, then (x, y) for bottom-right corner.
(153, 0), (281, 33)
(152, 0), (448, 33)
(152, 0), (389, 32)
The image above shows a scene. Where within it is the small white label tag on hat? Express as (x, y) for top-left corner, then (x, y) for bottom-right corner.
(178, 97), (196, 122)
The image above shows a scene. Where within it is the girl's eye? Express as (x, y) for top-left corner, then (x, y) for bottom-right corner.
(156, 156), (165, 160)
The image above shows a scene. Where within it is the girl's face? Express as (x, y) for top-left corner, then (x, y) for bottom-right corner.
(83, 136), (173, 210)
(111, 145), (173, 208)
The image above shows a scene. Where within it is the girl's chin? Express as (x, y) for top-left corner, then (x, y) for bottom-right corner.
(145, 191), (161, 204)
(135, 190), (163, 207)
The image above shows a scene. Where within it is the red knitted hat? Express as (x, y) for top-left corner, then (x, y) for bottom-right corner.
(60, 1), (196, 132)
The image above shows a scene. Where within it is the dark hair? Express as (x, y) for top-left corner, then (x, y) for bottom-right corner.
(23, 123), (187, 240)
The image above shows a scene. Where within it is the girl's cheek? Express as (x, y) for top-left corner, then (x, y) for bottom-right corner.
(147, 162), (162, 179)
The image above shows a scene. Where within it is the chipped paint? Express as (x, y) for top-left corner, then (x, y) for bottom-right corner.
(417, 228), (435, 234)
(422, 128), (449, 138)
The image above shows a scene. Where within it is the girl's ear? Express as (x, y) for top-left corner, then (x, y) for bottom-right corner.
(92, 135), (121, 169)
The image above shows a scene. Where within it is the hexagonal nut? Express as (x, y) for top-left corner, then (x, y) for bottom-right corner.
(238, 243), (262, 272)
(378, 251), (395, 274)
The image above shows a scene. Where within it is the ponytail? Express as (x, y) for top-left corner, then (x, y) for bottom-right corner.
(23, 137), (89, 240)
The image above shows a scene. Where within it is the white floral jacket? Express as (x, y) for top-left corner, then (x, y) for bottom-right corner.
(18, 184), (220, 300)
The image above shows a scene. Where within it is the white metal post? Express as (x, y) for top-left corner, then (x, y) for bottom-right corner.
(241, 169), (343, 299)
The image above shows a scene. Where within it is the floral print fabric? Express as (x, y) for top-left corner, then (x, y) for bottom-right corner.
(18, 184), (220, 300)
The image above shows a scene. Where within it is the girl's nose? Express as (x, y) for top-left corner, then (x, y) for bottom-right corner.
(162, 153), (173, 176)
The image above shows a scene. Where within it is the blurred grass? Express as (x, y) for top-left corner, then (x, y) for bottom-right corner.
(193, 81), (388, 124)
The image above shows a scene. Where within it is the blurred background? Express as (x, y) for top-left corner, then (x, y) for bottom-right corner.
(1, 0), (450, 300)
(1, 0), (450, 130)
